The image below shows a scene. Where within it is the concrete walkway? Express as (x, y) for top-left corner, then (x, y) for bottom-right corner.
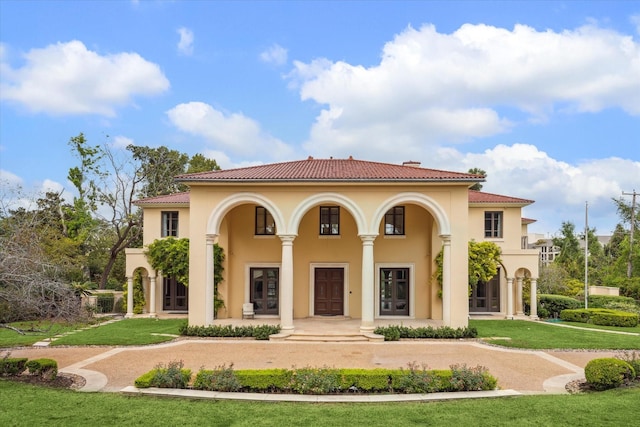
(3, 317), (631, 401)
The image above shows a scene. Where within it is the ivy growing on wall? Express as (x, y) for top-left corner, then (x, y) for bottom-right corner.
(145, 237), (226, 313)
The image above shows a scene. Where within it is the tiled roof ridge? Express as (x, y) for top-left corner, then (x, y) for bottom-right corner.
(469, 189), (534, 204)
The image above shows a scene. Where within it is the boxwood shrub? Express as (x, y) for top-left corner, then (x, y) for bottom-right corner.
(588, 295), (637, 309)
(561, 308), (639, 327)
(178, 323), (281, 340)
(0, 357), (28, 376)
(373, 325), (478, 341)
(140, 363), (497, 394)
(584, 358), (636, 391)
(25, 358), (58, 381)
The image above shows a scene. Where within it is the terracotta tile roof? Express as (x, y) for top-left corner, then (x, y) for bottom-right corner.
(135, 189), (534, 208)
(469, 190), (534, 205)
(522, 217), (537, 224)
(134, 192), (190, 206)
(176, 157), (484, 183)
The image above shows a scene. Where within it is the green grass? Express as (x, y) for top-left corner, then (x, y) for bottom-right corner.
(51, 318), (185, 346)
(558, 320), (640, 334)
(0, 321), (90, 347)
(0, 380), (638, 426)
(470, 320), (640, 350)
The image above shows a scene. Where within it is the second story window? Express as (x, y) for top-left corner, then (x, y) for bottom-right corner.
(162, 211), (179, 237)
(255, 206), (275, 235)
(320, 206), (340, 235)
(384, 206), (405, 235)
(484, 211), (503, 238)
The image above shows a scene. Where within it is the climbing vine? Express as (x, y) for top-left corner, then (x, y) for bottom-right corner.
(145, 237), (225, 313)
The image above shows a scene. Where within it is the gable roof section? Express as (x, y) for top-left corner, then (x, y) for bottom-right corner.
(176, 157), (484, 183)
(468, 190), (534, 206)
(134, 192), (190, 206)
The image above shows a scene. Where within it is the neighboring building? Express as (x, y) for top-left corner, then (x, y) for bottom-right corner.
(125, 157), (539, 334)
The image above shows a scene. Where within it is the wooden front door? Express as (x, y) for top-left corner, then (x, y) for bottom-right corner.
(314, 268), (344, 316)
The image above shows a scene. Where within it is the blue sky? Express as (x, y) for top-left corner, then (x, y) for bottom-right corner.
(1, 1), (639, 237)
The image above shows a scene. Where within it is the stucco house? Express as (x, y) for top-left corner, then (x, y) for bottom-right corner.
(125, 157), (539, 334)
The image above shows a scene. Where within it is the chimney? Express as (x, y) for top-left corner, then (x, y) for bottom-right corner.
(402, 160), (421, 167)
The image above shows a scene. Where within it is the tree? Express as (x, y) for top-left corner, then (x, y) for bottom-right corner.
(128, 145), (190, 197)
(468, 168), (486, 191)
(552, 221), (583, 279)
(186, 153), (221, 174)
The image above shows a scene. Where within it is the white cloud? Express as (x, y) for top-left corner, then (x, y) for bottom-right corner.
(0, 169), (23, 187)
(439, 143), (639, 235)
(166, 102), (295, 160)
(632, 14), (640, 35)
(112, 135), (134, 149)
(291, 23), (640, 159)
(0, 40), (170, 116)
(260, 44), (288, 66)
(177, 27), (194, 56)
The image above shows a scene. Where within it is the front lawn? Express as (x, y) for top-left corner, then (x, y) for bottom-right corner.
(51, 318), (185, 346)
(470, 320), (640, 350)
(0, 321), (93, 347)
(0, 380), (638, 426)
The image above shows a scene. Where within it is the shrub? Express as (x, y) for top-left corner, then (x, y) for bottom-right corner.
(289, 366), (342, 395)
(391, 362), (444, 393)
(619, 277), (640, 301)
(144, 360), (191, 389)
(561, 308), (639, 327)
(339, 369), (392, 392)
(235, 369), (292, 391)
(193, 364), (242, 392)
(617, 351), (640, 379)
(538, 294), (581, 318)
(448, 364), (497, 391)
(373, 325), (478, 341)
(0, 357), (28, 376)
(588, 295), (637, 309)
(178, 323), (280, 340)
(25, 358), (58, 381)
(134, 369), (158, 388)
(584, 358), (636, 391)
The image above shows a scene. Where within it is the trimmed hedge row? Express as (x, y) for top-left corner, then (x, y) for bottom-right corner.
(560, 308), (639, 327)
(538, 294), (581, 319)
(0, 357), (58, 381)
(178, 323), (281, 340)
(588, 295), (638, 309)
(372, 325), (478, 341)
(135, 363), (497, 394)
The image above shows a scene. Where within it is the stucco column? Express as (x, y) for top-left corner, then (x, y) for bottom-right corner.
(279, 234), (296, 332)
(359, 235), (377, 333)
(126, 276), (134, 318)
(149, 276), (157, 318)
(506, 277), (514, 319)
(530, 278), (538, 319)
(440, 235), (452, 326)
(205, 234), (217, 326)
(516, 277), (524, 316)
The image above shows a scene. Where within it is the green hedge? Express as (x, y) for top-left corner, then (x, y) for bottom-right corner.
(137, 364), (497, 394)
(588, 295), (638, 309)
(560, 308), (639, 327)
(25, 358), (58, 381)
(0, 357), (28, 376)
(539, 294), (581, 318)
(178, 323), (281, 340)
(372, 325), (478, 341)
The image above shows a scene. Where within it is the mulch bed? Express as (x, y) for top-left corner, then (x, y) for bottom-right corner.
(3, 372), (86, 390)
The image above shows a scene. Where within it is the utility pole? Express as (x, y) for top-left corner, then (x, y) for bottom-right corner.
(584, 201), (588, 309)
(622, 190), (637, 278)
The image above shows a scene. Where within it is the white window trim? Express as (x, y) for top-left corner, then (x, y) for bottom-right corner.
(308, 263), (350, 317)
(375, 263), (415, 319)
(245, 263), (281, 318)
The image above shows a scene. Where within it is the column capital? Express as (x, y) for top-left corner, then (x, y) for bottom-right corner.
(277, 234), (297, 243)
(439, 234), (451, 243)
(358, 234), (378, 243)
(206, 234), (218, 243)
